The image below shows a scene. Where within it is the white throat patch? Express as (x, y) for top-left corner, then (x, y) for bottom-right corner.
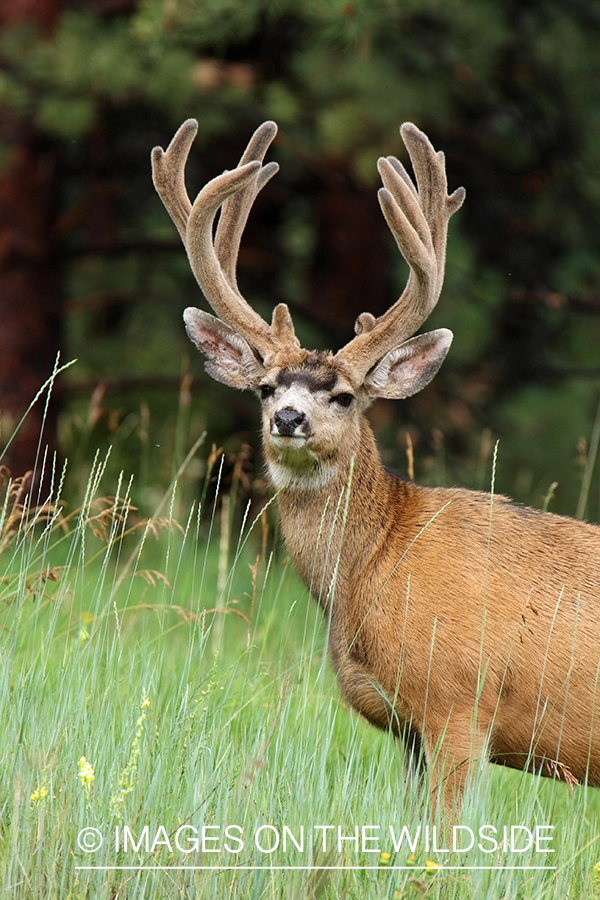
(266, 452), (336, 491)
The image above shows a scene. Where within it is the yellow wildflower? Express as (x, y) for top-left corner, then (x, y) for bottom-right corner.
(380, 851), (391, 861)
(30, 786), (49, 808)
(425, 859), (440, 871)
(78, 756), (95, 784)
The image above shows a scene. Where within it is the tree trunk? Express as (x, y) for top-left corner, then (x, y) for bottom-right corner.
(308, 160), (391, 343)
(0, 0), (62, 486)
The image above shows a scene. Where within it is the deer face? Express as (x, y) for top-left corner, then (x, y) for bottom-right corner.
(183, 308), (453, 490)
(182, 309), (363, 488)
(256, 357), (363, 489)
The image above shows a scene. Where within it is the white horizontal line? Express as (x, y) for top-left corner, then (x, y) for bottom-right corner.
(75, 865), (558, 871)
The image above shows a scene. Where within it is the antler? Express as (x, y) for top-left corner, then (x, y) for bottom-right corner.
(334, 123), (465, 380)
(151, 119), (304, 366)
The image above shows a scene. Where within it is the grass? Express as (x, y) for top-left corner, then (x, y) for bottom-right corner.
(1, 444), (600, 899)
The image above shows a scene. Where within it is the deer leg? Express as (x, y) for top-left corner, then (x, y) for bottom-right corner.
(397, 725), (427, 794)
(423, 714), (489, 830)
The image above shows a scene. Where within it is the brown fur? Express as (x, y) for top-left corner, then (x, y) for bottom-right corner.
(271, 411), (600, 823)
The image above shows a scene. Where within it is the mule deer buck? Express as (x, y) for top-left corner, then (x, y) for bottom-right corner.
(152, 118), (600, 825)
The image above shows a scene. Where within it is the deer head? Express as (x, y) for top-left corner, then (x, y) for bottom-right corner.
(151, 119), (465, 490)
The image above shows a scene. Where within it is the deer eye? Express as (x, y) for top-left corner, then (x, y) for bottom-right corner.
(332, 392), (354, 408)
(259, 384), (275, 400)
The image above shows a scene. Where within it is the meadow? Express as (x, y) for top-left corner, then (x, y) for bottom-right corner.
(1, 431), (600, 900)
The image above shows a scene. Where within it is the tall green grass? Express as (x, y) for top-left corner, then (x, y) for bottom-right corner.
(1, 445), (600, 899)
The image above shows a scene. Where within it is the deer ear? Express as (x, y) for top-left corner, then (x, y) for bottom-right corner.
(183, 307), (266, 389)
(363, 328), (452, 399)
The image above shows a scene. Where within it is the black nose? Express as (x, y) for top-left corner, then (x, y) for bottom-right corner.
(273, 407), (305, 435)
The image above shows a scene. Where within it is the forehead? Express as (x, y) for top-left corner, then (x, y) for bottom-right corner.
(276, 368), (338, 392)
(271, 354), (354, 392)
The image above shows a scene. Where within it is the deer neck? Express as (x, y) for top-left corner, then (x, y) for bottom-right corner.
(271, 417), (395, 610)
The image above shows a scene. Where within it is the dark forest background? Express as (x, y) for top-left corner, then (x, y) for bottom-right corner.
(2, 0), (600, 520)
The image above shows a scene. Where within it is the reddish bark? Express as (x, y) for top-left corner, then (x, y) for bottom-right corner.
(0, 123), (62, 483)
(308, 160), (391, 342)
(0, 0), (60, 32)
(0, 0), (63, 484)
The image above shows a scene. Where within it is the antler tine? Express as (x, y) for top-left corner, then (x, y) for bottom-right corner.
(335, 123), (465, 380)
(151, 118), (198, 243)
(214, 121), (279, 292)
(153, 120), (302, 363)
(185, 162), (280, 359)
(213, 121), (301, 353)
(399, 123), (465, 301)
